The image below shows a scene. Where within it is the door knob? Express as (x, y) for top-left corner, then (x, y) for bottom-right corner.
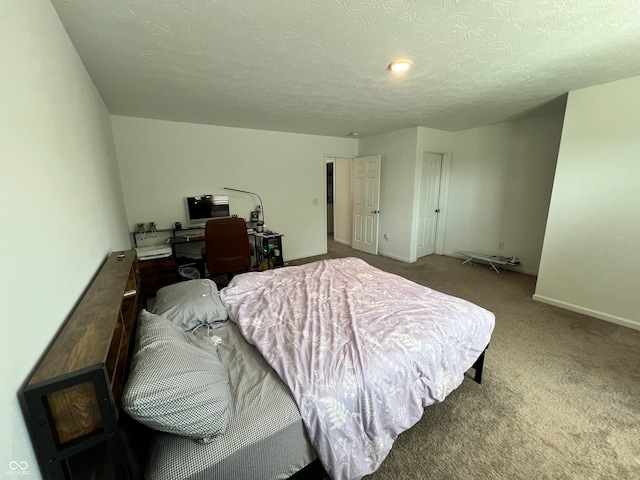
(435, 209), (440, 213)
(372, 210), (380, 214)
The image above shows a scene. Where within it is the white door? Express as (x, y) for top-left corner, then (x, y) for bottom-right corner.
(416, 152), (442, 257)
(352, 155), (381, 254)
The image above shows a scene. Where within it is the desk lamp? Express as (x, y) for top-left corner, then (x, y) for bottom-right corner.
(223, 187), (264, 224)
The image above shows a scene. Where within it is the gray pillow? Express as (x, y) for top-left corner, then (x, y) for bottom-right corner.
(122, 310), (231, 442)
(153, 279), (228, 330)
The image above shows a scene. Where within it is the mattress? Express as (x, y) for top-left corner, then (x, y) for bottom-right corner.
(143, 321), (317, 480)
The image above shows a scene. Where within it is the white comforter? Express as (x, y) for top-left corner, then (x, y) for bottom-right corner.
(221, 257), (495, 480)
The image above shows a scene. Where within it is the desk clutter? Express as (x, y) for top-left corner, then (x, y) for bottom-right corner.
(254, 231), (284, 270)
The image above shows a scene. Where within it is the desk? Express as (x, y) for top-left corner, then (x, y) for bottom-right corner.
(132, 225), (283, 281)
(169, 231), (208, 279)
(171, 233), (205, 244)
(175, 228), (284, 271)
(133, 228), (205, 294)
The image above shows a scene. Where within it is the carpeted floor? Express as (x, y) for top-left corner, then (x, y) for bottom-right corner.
(289, 238), (640, 480)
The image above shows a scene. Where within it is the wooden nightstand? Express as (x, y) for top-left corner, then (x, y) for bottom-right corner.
(138, 256), (177, 297)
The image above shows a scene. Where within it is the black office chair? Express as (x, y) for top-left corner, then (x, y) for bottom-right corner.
(201, 218), (252, 283)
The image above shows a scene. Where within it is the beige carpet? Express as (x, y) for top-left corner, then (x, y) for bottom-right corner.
(289, 238), (640, 480)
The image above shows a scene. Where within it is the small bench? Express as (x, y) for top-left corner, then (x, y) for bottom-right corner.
(461, 252), (520, 273)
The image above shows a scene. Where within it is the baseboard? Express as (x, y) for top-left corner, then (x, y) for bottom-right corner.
(289, 248), (412, 263)
(379, 250), (412, 263)
(333, 238), (350, 246)
(445, 251), (538, 276)
(286, 251), (326, 262)
(532, 294), (640, 331)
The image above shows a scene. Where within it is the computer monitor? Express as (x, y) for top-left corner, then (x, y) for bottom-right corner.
(186, 195), (230, 225)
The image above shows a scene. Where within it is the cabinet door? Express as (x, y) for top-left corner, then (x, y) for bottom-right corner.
(139, 257), (177, 296)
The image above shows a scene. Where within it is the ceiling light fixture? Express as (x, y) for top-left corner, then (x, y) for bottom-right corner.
(348, 132), (359, 137)
(388, 59), (412, 72)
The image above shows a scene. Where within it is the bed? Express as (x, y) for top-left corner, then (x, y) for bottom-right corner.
(125, 256), (494, 480)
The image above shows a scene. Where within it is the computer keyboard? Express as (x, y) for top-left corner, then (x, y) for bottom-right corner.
(135, 245), (173, 260)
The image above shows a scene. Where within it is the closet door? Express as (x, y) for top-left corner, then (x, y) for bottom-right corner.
(352, 155), (381, 255)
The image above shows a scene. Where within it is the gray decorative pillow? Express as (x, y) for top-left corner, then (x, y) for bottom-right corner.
(153, 279), (228, 330)
(122, 310), (231, 442)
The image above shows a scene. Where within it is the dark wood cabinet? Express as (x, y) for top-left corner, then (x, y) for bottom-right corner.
(138, 256), (178, 297)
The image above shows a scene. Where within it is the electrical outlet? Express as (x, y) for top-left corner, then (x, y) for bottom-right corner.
(498, 242), (505, 250)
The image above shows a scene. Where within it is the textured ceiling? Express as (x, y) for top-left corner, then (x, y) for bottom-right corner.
(51, 0), (640, 137)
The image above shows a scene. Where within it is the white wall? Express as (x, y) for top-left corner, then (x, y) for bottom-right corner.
(445, 114), (564, 274)
(111, 116), (358, 261)
(358, 127), (454, 263)
(358, 128), (419, 262)
(361, 117), (561, 271)
(534, 77), (640, 330)
(417, 128), (455, 257)
(0, 1), (130, 477)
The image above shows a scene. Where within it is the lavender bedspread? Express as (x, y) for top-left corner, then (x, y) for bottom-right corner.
(220, 257), (495, 480)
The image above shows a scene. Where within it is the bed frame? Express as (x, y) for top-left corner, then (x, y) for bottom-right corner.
(19, 250), (323, 480)
(20, 250), (487, 479)
(21, 251), (142, 479)
(472, 348), (487, 384)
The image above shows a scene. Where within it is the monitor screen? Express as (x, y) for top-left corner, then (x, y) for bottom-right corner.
(186, 195), (229, 223)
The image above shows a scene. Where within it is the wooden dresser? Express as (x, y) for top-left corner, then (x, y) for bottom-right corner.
(21, 250), (141, 479)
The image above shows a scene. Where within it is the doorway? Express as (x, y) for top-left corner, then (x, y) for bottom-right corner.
(326, 157), (353, 248)
(416, 151), (448, 258)
(326, 161), (334, 236)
